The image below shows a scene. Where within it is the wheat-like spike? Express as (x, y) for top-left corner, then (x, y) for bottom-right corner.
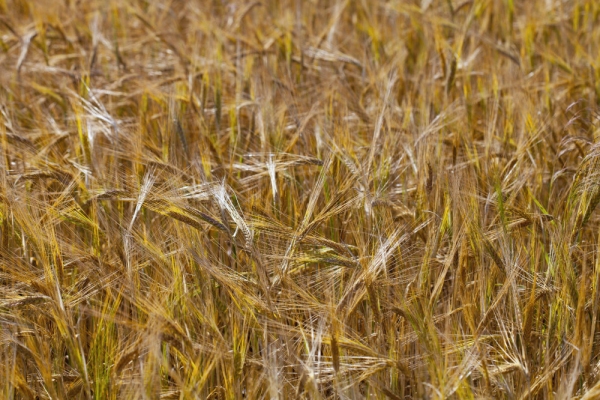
(213, 182), (253, 247)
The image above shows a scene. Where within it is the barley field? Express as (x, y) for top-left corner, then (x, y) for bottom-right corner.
(1, 0), (600, 398)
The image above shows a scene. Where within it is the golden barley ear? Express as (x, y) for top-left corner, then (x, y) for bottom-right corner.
(2, 0), (600, 398)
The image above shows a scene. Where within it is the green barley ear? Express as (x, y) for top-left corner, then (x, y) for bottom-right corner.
(567, 144), (600, 240)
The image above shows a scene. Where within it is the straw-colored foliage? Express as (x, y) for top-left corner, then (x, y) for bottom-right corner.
(2, 0), (600, 398)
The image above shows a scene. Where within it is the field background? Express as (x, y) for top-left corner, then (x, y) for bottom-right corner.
(1, 0), (600, 398)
